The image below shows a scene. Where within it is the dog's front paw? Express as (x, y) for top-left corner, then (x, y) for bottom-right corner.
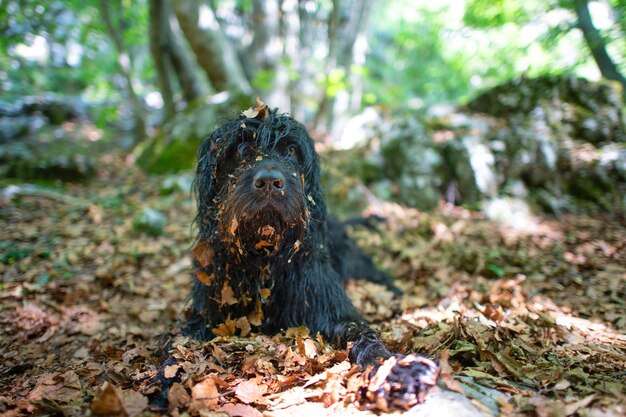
(359, 354), (439, 411)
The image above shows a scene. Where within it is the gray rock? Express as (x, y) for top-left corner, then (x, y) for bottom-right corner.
(133, 208), (168, 236)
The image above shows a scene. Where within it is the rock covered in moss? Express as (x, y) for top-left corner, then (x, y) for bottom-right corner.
(329, 75), (625, 214)
(134, 97), (247, 174)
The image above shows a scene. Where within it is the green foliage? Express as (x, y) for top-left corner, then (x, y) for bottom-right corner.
(0, 0), (153, 112)
(464, 0), (532, 28)
(364, 0), (604, 108)
(0, 241), (34, 265)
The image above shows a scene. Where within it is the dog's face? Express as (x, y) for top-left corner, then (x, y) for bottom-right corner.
(194, 106), (325, 257)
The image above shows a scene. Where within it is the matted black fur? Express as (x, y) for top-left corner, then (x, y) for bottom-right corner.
(162, 104), (438, 409)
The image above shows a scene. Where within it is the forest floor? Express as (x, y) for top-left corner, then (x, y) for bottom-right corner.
(1, 150), (625, 417)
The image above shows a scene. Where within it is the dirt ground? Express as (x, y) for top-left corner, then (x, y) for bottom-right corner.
(1, 152), (625, 417)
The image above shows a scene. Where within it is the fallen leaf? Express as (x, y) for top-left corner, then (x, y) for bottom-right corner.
(163, 364), (181, 379)
(254, 240), (273, 250)
(168, 382), (191, 412)
(197, 270), (215, 285)
(240, 99), (268, 119)
(91, 382), (125, 416)
(235, 380), (267, 404)
(190, 378), (220, 412)
(235, 317), (252, 337)
(213, 318), (237, 337)
(219, 403), (262, 417)
(229, 217), (239, 235)
(192, 241), (214, 268)
(120, 390), (148, 417)
(221, 282), (238, 306)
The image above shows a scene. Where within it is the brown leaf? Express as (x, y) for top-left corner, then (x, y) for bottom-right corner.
(235, 316), (252, 337)
(219, 403), (263, 417)
(192, 241), (214, 268)
(213, 318), (237, 337)
(190, 378), (220, 412)
(28, 371), (82, 406)
(247, 300), (264, 326)
(163, 364), (181, 379)
(167, 382), (191, 412)
(254, 240), (273, 250)
(437, 350), (464, 394)
(120, 390), (148, 417)
(240, 99), (268, 119)
(90, 382), (125, 416)
(221, 282), (238, 306)
(235, 380), (267, 404)
(286, 326), (310, 338)
(303, 339), (318, 358)
(259, 288), (271, 300)
(229, 217), (239, 235)
(197, 270), (215, 285)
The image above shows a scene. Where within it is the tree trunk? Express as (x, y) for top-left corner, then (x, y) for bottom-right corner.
(173, 0), (251, 95)
(167, 14), (208, 103)
(331, 0), (372, 137)
(149, 0), (177, 119)
(312, 0), (340, 129)
(575, 0), (626, 101)
(313, 0), (372, 133)
(291, 0), (315, 120)
(99, 0), (147, 140)
(249, 0), (280, 71)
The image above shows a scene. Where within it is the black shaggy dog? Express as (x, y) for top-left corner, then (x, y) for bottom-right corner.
(182, 102), (438, 408)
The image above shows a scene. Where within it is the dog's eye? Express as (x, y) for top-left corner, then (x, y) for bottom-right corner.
(286, 145), (298, 158)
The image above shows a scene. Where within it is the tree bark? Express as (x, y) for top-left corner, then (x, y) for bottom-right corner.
(291, 0), (315, 120)
(149, 0), (176, 119)
(313, 0), (372, 132)
(575, 0), (626, 101)
(173, 0), (251, 95)
(312, 0), (340, 128)
(99, 0), (147, 140)
(249, 0), (280, 71)
(167, 14), (208, 103)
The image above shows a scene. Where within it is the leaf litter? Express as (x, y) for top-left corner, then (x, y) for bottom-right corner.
(0, 152), (625, 417)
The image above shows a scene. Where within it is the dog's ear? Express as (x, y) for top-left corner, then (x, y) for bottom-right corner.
(297, 128), (328, 225)
(193, 126), (224, 239)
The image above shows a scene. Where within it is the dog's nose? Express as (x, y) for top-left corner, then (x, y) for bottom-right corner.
(253, 167), (285, 192)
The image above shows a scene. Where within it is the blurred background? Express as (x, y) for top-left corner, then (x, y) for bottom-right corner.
(1, 0), (625, 217)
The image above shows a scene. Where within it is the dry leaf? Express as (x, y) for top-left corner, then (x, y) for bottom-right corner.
(221, 282), (238, 306)
(235, 316), (252, 337)
(90, 382), (125, 416)
(190, 378), (220, 412)
(213, 318), (237, 337)
(235, 379), (267, 404)
(120, 390), (148, 417)
(254, 240), (273, 250)
(240, 98), (268, 119)
(168, 382), (191, 412)
(219, 403), (262, 417)
(229, 217), (239, 235)
(192, 241), (214, 268)
(163, 364), (181, 379)
(197, 270), (215, 285)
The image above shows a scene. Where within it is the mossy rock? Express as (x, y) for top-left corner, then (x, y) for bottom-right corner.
(466, 75), (625, 144)
(135, 97), (249, 174)
(0, 129), (96, 182)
